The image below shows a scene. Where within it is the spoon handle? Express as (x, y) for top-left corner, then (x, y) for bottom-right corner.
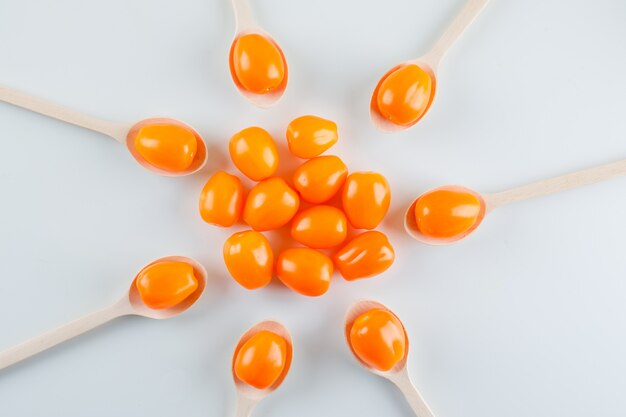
(231, 0), (257, 32)
(387, 368), (436, 417)
(485, 158), (626, 210)
(234, 394), (258, 417)
(423, 0), (489, 67)
(0, 84), (130, 143)
(0, 298), (132, 371)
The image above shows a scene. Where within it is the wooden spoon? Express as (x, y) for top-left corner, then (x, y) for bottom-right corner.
(229, 0), (288, 108)
(405, 157), (626, 244)
(232, 320), (293, 417)
(371, 0), (489, 132)
(0, 256), (206, 371)
(0, 85), (207, 176)
(345, 300), (435, 417)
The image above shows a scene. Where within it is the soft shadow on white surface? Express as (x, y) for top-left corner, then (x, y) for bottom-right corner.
(1, 0), (626, 416)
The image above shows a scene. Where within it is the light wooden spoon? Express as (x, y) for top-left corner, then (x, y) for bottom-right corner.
(405, 157), (626, 245)
(0, 85), (207, 176)
(0, 256), (206, 371)
(229, 0), (288, 108)
(232, 320), (293, 417)
(371, 0), (489, 132)
(345, 300), (435, 417)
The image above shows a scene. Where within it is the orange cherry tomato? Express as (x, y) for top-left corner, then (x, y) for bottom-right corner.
(375, 64), (433, 126)
(349, 308), (406, 372)
(199, 171), (245, 227)
(135, 261), (199, 309)
(231, 33), (286, 94)
(133, 123), (198, 172)
(342, 172), (391, 229)
(276, 248), (333, 297)
(286, 115), (338, 159)
(334, 231), (395, 281)
(291, 205), (347, 249)
(414, 188), (484, 240)
(243, 177), (300, 231)
(223, 230), (273, 290)
(229, 127), (279, 181)
(234, 330), (287, 390)
(292, 155), (348, 204)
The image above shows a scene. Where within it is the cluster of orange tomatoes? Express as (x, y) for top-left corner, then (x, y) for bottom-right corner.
(198, 115), (395, 297)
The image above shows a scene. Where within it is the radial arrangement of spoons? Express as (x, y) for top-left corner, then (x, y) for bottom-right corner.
(199, 115), (396, 296)
(3, 0), (623, 416)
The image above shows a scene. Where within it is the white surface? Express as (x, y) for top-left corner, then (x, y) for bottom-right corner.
(1, 0), (625, 416)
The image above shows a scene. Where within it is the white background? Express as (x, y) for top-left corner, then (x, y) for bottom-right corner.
(1, 0), (626, 416)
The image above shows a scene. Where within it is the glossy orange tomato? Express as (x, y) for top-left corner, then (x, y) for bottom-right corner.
(292, 155), (348, 204)
(234, 330), (287, 390)
(223, 231), (273, 290)
(349, 308), (406, 372)
(243, 177), (300, 231)
(231, 33), (286, 94)
(229, 127), (279, 181)
(276, 248), (333, 297)
(342, 172), (391, 229)
(199, 171), (245, 227)
(334, 231), (395, 281)
(286, 115), (338, 159)
(414, 188), (484, 240)
(134, 123), (198, 172)
(135, 261), (198, 309)
(291, 205), (347, 249)
(375, 64), (433, 126)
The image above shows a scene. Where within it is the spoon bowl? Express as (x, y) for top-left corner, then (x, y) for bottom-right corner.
(344, 300), (409, 375)
(344, 300), (435, 417)
(125, 118), (208, 177)
(404, 185), (486, 245)
(229, 31), (288, 108)
(232, 320), (293, 400)
(370, 61), (437, 133)
(128, 255), (207, 319)
(229, 0), (288, 108)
